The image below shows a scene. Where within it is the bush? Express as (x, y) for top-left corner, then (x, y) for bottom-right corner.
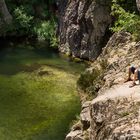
(77, 68), (101, 93)
(33, 20), (59, 48)
(112, 0), (137, 13)
(4, 0), (59, 48)
(14, 6), (33, 34)
(111, 0), (140, 41)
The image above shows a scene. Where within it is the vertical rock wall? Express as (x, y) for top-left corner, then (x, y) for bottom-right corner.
(65, 31), (140, 140)
(136, 0), (140, 12)
(0, 0), (12, 25)
(58, 0), (112, 60)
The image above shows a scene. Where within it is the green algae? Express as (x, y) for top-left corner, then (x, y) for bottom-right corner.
(0, 47), (86, 140)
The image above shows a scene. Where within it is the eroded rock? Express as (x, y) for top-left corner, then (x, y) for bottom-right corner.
(80, 101), (91, 130)
(65, 130), (84, 140)
(0, 0), (12, 25)
(58, 0), (112, 60)
(90, 83), (140, 140)
(67, 31), (140, 140)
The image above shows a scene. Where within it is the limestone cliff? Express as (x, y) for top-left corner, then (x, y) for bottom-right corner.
(66, 31), (140, 140)
(58, 0), (112, 60)
(0, 0), (12, 26)
(136, 0), (140, 12)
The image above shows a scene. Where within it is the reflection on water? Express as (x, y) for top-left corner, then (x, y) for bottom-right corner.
(0, 45), (86, 75)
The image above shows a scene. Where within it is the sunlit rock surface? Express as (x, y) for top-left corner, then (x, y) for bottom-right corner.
(58, 0), (112, 60)
(66, 31), (140, 140)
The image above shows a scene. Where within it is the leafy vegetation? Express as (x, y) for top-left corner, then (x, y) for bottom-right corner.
(3, 0), (59, 48)
(77, 68), (104, 98)
(33, 20), (58, 47)
(112, 0), (137, 12)
(111, 0), (140, 41)
(77, 59), (109, 98)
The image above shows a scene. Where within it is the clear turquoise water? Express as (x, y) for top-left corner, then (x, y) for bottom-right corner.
(0, 43), (86, 140)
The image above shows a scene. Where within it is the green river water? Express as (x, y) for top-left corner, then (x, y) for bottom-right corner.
(0, 42), (86, 140)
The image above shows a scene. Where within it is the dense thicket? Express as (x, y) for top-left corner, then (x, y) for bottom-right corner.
(2, 0), (58, 47)
(111, 0), (140, 41)
(1, 0), (140, 48)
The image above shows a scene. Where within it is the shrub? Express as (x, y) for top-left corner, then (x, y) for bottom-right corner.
(99, 59), (108, 70)
(111, 0), (140, 41)
(14, 6), (33, 33)
(77, 68), (101, 92)
(33, 20), (59, 48)
(4, 0), (59, 48)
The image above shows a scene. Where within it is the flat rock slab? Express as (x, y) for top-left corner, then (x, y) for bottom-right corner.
(92, 81), (140, 104)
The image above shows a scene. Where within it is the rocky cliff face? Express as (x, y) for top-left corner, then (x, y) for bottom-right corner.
(58, 0), (112, 60)
(136, 0), (140, 12)
(65, 31), (140, 140)
(0, 0), (12, 26)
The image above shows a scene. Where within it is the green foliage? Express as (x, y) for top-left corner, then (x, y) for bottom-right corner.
(111, 0), (140, 41)
(14, 6), (33, 29)
(33, 20), (58, 47)
(2, 6), (34, 36)
(119, 111), (129, 117)
(77, 69), (101, 94)
(112, 0), (137, 12)
(4, 0), (59, 48)
(77, 71), (95, 91)
(99, 59), (108, 70)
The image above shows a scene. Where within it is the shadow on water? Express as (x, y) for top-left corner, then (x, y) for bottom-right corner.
(0, 42), (86, 76)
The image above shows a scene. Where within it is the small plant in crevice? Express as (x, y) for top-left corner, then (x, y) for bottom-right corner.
(119, 111), (129, 118)
(99, 59), (109, 71)
(83, 130), (90, 140)
(77, 68), (104, 97)
(69, 115), (82, 131)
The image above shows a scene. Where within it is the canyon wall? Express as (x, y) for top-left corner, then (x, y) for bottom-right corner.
(0, 0), (12, 26)
(66, 31), (140, 140)
(58, 0), (112, 60)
